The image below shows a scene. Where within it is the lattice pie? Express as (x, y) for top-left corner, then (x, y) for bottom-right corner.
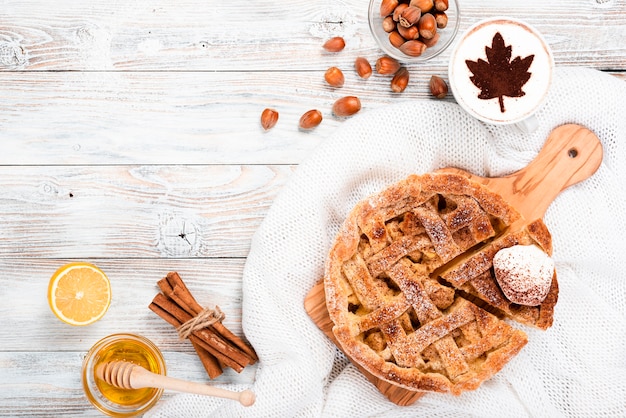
(324, 173), (558, 395)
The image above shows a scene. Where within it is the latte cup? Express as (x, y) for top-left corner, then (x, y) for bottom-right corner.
(448, 17), (554, 133)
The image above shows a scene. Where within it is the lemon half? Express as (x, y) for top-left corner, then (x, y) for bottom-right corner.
(47, 262), (111, 326)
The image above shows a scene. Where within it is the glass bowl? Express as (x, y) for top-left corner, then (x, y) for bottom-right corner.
(368, 0), (460, 62)
(82, 333), (166, 417)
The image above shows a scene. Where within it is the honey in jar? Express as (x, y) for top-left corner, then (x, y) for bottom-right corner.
(82, 334), (166, 417)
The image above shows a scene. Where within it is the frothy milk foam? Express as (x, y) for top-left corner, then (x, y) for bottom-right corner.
(449, 18), (553, 124)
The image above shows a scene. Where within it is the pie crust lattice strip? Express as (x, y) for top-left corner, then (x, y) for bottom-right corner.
(324, 173), (558, 395)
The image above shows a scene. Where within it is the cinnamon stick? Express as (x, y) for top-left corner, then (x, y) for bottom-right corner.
(162, 272), (257, 364)
(165, 272), (258, 362)
(150, 272), (258, 378)
(191, 340), (223, 379)
(210, 320), (258, 363)
(151, 293), (250, 372)
(157, 276), (195, 315)
(149, 298), (244, 373)
(164, 272), (204, 315)
(148, 302), (223, 379)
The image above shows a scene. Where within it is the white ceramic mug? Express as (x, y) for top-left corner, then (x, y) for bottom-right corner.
(448, 17), (554, 133)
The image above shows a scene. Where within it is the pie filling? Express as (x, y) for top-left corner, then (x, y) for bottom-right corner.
(325, 174), (557, 394)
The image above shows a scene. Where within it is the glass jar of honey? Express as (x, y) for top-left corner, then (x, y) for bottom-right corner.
(82, 333), (166, 417)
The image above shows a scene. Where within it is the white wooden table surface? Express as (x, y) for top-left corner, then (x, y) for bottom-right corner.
(0, 0), (624, 416)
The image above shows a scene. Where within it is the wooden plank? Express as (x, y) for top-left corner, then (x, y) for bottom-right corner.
(0, 165), (293, 258)
(0, 256), (257, 415)
(0, 351), (256, 417)
(1, 0), (625, 71)
(0, 70), (453, 165)
(0, 69), (623, 165)
(0, 258), (249, 351)
(0, 0), (375, 71)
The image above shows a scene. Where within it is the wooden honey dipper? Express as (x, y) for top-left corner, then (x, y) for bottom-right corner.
(96, 360), (256, 407)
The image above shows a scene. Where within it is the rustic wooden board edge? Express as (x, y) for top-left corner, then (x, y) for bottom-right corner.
(304, 279), (426, 406)
(302, 124), (603, 406)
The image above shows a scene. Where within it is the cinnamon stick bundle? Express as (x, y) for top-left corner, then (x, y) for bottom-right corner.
(149, 272), (258, 379)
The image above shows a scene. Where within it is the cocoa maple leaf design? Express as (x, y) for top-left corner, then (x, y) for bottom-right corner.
(465, 32), (534, 113)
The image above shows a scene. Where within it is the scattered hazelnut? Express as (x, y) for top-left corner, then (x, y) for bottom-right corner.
(399, 6), (421, 28)
(375, 56), (401, 75)
(410, 0), (434, 13)
(354, 57), (372, 79)
(324, 67), (345, 87)
(260, 108), (279, 131)
(332, 96), (361, 117)
(435, 0), (449, 12)
(391, 67), (409, 93)
(380, 0), (399, 17)
(299, 109), (323, 130)
(399, 39), (427, 57)
(322, 37), (345, 52)
(418, 13), (437, 40)
(429, 75), (448, 98)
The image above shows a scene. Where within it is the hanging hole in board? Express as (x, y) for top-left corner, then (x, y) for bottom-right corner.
(568, 148), (578, 158)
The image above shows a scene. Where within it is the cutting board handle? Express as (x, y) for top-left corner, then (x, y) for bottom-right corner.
(304, 124), (603, 406)
(441, 124), (603, 221)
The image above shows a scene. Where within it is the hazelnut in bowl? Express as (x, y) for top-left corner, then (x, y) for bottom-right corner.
(368, 0), (460, 61)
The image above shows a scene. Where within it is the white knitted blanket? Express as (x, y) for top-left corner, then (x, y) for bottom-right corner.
(147, 67), (626, 417)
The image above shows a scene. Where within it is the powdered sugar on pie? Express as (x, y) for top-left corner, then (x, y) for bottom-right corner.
(323, 173), (559, 395)
(493, 244), (555, 306)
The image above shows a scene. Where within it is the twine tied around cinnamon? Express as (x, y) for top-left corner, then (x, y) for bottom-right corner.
(177, 305), (225, 340)
(150, 272), (258, 379)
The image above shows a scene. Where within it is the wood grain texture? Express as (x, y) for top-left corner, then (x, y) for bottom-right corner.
(0, 70), (453, 165)
(1, 0), (625, 71)
(0, 0), (624, 415)
(0, 1), (624, 167)
(0, 165), (293, 258)
(440, 125), (604, 221)
(1, 70), (622, 165)
(0, 351), (256, 417)
(0, 258), (250, 350)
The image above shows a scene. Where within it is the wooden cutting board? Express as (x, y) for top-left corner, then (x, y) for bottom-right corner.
(303, 124), (603, 406)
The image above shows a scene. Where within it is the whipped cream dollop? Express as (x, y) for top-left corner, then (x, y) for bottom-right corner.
(493, 244), (555, 306)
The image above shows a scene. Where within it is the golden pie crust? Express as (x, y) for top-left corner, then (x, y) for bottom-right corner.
(324, 173), (558, 395)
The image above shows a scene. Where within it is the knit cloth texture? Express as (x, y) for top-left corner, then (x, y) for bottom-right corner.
(147, 67), (626, 418)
